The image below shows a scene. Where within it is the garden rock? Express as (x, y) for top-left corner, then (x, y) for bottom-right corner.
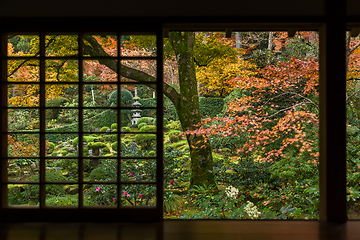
(129, 141), (139, 150)
(104, 129), (113, 135)
(66, 147), (76, 154)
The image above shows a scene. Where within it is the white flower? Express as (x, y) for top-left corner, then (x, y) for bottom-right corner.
(225, 185), (239, 199)
(244, 201), (261, 219)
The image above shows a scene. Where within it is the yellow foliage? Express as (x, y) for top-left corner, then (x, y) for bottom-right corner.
(197, 55), (256, 97)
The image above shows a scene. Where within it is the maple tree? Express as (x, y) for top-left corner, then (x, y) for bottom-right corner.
(194, 32), (256, 97)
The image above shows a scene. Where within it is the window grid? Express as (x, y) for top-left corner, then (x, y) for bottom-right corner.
(1, 31), (164, 216)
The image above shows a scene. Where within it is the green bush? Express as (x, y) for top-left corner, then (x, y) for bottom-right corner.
(45, 97), (70, 119)
(169, 130), (181, 143)
(72, 136), (99, 147)
(137, 122), (147, 129)
(100, 127), (109, 133)
(102, 146), (110, 154)
(48, 142), (55, 151)
(153, 117), (169, 126)
(87, 142), (107, 149)
(111, 141), (126, 151)
(135, 134), (156, 150)
(199, 97), (225, 118)
(121, 127), (131, 132)
(137, 117), (155, 125)
(89, 165), (116, 181)
(109, 89), (133, 106)
(104, 134), (117, 142)
(140, 125), (157, 132)
(23, 172), (67, 202)
(111, 123), (118, 130)
(167, 121), (181, 131)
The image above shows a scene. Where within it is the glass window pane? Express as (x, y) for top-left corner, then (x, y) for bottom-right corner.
(84, 184), (117, 206)
(46, 59), (79, 82)
(8, 184), (40, 206)
(121, 184), (156, 207)
(8, 35), (39, 57)
(121, 35), (157, 57)
(8, 59), (39, 82)
(83, 34), (118, 57)
(8, 109), (39, 132)
(45, 35), (78, 57)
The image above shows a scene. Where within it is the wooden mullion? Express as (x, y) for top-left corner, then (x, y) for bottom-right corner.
(39, 33), (46, 208)
(1, 33), (8, 208)
(155, 27), (164, 219)
(117, 31), (122, 208)
(78, 33), (84, 208)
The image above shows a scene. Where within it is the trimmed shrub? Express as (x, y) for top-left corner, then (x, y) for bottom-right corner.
(137, 122), (147, 130)
(104, 134), (117, 142)
(121, 127), (131, 132)
(72, 136), (99, 147)
(89, 164), (116, 181)
(87, 142), (107, 150)
(100, 127), (109, 133)
(109, 89), (133, 106)
(137, 117), (154, 125)
(23, 171), (67, 202)
(111, 123), (118, 130)
(140, 125), (157, 132)
(135, 134), (156, 150)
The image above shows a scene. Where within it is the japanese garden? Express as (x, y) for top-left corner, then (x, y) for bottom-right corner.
(6, 31), (360, 220)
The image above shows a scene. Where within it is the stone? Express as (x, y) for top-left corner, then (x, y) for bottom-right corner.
(67, 147), (76, 153)
(129, 141), (139, 150)
(62, 142), (71, 147)
(104, 129), (113, 135)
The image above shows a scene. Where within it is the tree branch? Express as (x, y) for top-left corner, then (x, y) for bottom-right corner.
(279, 89), (319, 111)
(83, 35), (180, 109)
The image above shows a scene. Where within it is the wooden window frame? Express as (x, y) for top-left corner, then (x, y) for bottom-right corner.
(0, 30), (164, 222)
(0, 13), (350, 223)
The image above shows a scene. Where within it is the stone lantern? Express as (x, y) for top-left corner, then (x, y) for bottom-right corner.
(131, 87), (142, 125)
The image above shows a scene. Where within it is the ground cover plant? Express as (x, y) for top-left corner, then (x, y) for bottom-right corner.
(6, 31), (360, 220)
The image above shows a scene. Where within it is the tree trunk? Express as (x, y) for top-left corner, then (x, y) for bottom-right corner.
(169, 32), (216, 187)
(84, 33), (216, 187)
(235, 32), (242, 49)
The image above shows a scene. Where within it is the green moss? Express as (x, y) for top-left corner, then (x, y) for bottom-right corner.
(167, 121), (181, 131)
(135, 134), (156, 150)
(140, 125), (156, 132)
(111, 123), (118, 130)
(87, 142), (106, 149)
(48, 142), (55, 150)
(121, 127), (131, 132)
(169, 130), (181, 142)
(137, 122), (147, 129)
(102, 146), (110, 154)
(137, 117), (155, 125)
(100, 127), (109, 133)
